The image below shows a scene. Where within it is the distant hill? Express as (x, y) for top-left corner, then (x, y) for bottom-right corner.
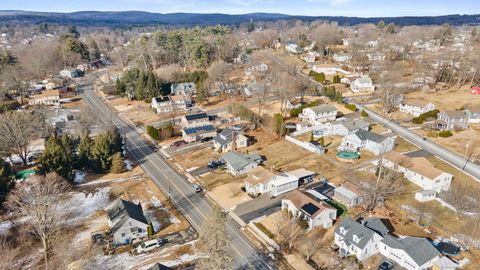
(0, 10), (479, 27)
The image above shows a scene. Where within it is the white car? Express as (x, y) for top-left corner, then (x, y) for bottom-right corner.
(136, 239), (159, 254)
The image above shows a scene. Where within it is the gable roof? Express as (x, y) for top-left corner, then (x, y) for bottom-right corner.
(334, 217), (379, 249)
(335, 186), (359, 200)
(153, 96), (171, 103)
(184, 112), (208, 121)
(107, 199), (148, 233)
(362, 217), (390, 236)
(183, 124), (215, 135)
(171, 82), (195, 92)
(286, 168), (316, 179)
(441, 110), (468, 119)
(222, 151), (262, 172)
(337, 119), (369, 131)
(245, 166), (275, 185)
(354, 129), (387, 143)
(33, 89), (60, 99)
(382, 235), (440, 266)
(310, 104), (337, 114)
(384, 151), (448, 180)
(285, 190), (335, 218)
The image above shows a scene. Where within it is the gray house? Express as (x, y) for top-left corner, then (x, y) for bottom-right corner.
(221, 151), (263, 176)
(107, 199), (150, 245)
(213, 128), (249, 153)
(334, 185), (363, 207)
(436, 111), (469, 130)
(171, 82), (196, 96)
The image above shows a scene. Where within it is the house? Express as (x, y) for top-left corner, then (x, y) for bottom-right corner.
(399, 99), (435, 117)
(339, 129), (395, 155)
(350, 76), (374, 93)
(285, 168), (316, 185)
(213, 128), (249, 153)
(302, 51), (319, 63)
(282, 190), (337, 229)
(170, 95), (192, 110)
(171, 82), (196, 96)
(379, 234), (441, 270)
(28, 89), (60, 106)
(181, 112), (210, 128)
(299, 104), (338, 125)
(333, 53), (352, 63)
(312, 65), (352, 76)
(244, 166), (299, 197)
(465, 106), (480, 124)
(222, 151), (263, 176)
(471, 85), (480, 95)
(285, 42), (303, 54)
(334, 183), (363, 207)
(331, 119), (369, 137)
(382, 151), (453, 192)
(60, 68), (82, 78)
(436, 111), (469, 131)
(414, 190), (437, 202)
(334, 217), (385, 260)
(107, 199), (150, 245)
(182, 124), (217, 143)
(366, 52), (385, 61)
(151, 96), (173, 114)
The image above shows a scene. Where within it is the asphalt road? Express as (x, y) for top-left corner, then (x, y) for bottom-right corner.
(358, 105), (480, 181)
(79, 83), (276, 270)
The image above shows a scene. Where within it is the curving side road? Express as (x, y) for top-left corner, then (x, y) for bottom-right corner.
(79, 82), (276, 270)
(358, 104), (480, 181)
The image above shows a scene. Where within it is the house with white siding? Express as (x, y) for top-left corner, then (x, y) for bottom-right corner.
(381, 151), (453, 192)
(171, 82), (196, 96)
(282, 190), (337, 229)
(331, 119), (370, 137)
(222, 151), (263, 176)
(339, 129), (395, 155)
(107, 199), (150, 245)
(213, 128), (249, 153)
(333, 53), (352, 63)
(244, 166), (299, 197)
(299, 104), (338, 125)
(465, 106), (480, 123)
(350, 76), (375, 93)
(436, 111), (469, 131)
(28, 89), (60, 106)
(399, 99), (435, 117)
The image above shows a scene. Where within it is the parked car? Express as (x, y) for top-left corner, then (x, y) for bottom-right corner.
(192, 184), (202, 193)
(201, 137), (213, 142)
(208, 159), (224, 169)
(136, 239), (160, 254)
(157, 238), (168, 246)
(170, 140), (186, 147)
(378, 261), (394, 270)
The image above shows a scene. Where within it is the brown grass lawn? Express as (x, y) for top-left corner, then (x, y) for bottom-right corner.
(197, 170), (246, 189)
(171, 147), (221, 170)
(394, 137), (420, 153)
(405, 87), (478, 112)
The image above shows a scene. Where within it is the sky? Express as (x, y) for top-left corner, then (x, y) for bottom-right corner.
(2, 0), (480, 17)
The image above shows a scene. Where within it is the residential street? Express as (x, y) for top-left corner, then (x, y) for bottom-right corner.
(358, 105), (480, 181)
(79, 80), (276, 270)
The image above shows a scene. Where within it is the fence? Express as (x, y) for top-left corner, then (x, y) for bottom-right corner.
(285, 135), (324, 154)
(247, 217), (280, 251)
(289, 126), (313, 137)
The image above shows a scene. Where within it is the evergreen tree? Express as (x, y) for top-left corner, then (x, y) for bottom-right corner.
(111, 152), (125, 174)
(385, 23), (396, 34)
(90, 129), (123, 173)
(134, 71), (146, 100)
(78, 131), (93, 169)
(37, 135), (76, 182)
(377, 20), (385, 29)
(115, 79), (127, 97)
(0, 159), (13, 206)
(273, 113), (285, 136)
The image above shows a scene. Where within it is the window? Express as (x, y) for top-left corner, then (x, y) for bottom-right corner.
(121, 233), (126, 237)
(138, 228), (142, 233)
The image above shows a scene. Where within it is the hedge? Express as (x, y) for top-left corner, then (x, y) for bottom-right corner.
(345, 104), (357, 111)
(254, 222), (275, 239)
(439, 130), (453, 137)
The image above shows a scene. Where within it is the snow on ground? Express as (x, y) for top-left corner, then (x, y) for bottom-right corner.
(146, 190), (163, 208)
(62, 187), (112, 225)
(0, 220), (13, 234)
(124, 159), (133, 171)
(169, 216), (180, 224)
(144, 210), (162, 232)
(74, 170), (87, 184)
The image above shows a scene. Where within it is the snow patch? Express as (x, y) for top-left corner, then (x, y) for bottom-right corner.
(169, 216), (180, 224)
(74, 170), (87, 184)
(124, 159), (133, 171)
(62, 187), (111, 224)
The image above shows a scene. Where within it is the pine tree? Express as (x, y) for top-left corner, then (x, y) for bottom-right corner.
(0, 159), (13, 205)
(90, 129), (123, 173)
(111, 152), (125, 174)
(273, 113), (285, 136)
(134, 71), (146, 100)
(115, 79), (127, 97)
(78, 131), (93, 169)
(37, 135), (76, 182)
(196, 205), (232, 270)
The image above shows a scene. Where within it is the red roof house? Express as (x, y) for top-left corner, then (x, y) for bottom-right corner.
(472, 85), (480, 95)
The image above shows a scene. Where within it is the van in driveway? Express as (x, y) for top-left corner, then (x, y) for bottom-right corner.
(136, 239), (159, 254)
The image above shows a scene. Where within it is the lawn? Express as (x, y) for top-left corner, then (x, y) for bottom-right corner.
(326, 199), (348, 218)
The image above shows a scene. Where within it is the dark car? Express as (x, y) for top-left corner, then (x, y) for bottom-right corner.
(158, 238), (168, 246)
(170, 140), (186, 147)
(378, 261), (394, 270)
(201, 137), (213, 142)
(208, 159), (224, 169)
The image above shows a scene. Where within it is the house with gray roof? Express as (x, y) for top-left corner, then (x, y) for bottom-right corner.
(334, 216), (441, 269)
(221, 151), (263, 176)
(171, 82), (196, 96)
(379, 235), (440, 270)
(107, 199), (150, 245)
(334, 217), (384, 260)
(299, 104), (338, 125)
(332, 119), (370, 136)
(339, 129), (395, 155)
(213, 128), (249, 153)
(436, 110), (469, 131)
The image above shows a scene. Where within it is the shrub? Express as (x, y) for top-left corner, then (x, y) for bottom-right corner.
(412, 117), (425, 124)
(310, 71), (326, 83)
(426, 131), (439, 138)
(289, 101), (320, 117)
(439, 130), (453, 137)
(146, 125), (160, 140)
(345, 104), (357, 111)
(361, 110), (368, 117)
(254, 222), (275, 239)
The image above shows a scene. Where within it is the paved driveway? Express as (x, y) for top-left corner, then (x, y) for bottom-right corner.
(234, 194), (288, 223)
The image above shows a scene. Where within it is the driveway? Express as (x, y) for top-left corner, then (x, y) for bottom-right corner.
(233, 194), (287, 223)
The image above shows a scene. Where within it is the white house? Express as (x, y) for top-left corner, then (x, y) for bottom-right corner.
(339, 129), (395, 155)
(28, 89), (60, 106)
(366, 52), (386, 61)
(151, 96), (173, 114)
(299, 104), (338, 125)
(312, 65), (352, 76)
(213, 128), (249, 153)
(333, 53), (352, 63)
(334, 217), (386, 261)
(414, 190), (437, 202)
(382, 151), (453, 192)
(302, 51), (319, 63)
(436, 111), (469, 131)
(181, 112), (210, 128)
(171, 82), (196, 96)
(350, 76), (374, 93)
(285, 42), (303, 54)
(222, 151), (263, 176)
(282, 190), (337, 229)
(465, 106), (480, 124)
(399, 99), (435, 117)
(245, 166), (299, 197)
(331, 119), (369, 137)
(107, 199), (150, 245)
(378, 235), (441, 270)
(182, 124), (217, 143)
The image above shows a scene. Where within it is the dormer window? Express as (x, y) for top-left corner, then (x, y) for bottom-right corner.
(340, 227), (346, 235)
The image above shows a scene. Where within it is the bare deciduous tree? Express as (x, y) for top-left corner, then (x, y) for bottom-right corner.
(274, 211), (305, 253)
(0, 111), (45, 165)
(0, 236), (18, 270)
(297, 230), (324, 261)
(7, 173), (70, 270)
